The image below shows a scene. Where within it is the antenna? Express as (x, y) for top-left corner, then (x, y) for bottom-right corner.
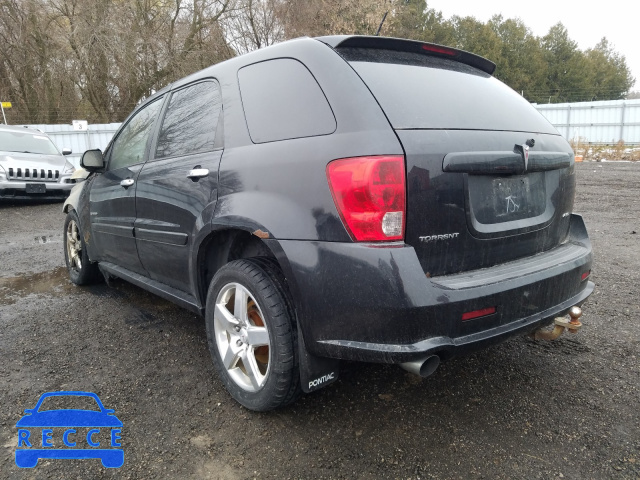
(375, 11), (389, 36)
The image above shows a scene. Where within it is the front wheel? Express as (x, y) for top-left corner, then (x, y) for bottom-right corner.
(64, 210), (101, 285)
(205, 258), (300, 411)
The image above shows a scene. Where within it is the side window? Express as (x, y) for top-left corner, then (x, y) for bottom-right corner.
(108, 98), (163, 171)
(155, 81), (222, 159)
(238, 58), (336, 144)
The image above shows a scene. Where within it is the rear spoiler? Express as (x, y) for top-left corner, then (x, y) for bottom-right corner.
(316, 35), (496, 75)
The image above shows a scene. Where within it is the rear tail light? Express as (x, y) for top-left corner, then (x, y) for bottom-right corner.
(581, 270), (591, 281)
(326, 155), (406, 242)
(462, 307), (497, 321)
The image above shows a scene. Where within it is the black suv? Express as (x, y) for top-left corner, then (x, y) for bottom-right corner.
(63, 36), (593, 411)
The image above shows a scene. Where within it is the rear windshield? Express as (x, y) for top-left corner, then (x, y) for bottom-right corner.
(0, 130), (60, 155)
(339, 48), (556, 134)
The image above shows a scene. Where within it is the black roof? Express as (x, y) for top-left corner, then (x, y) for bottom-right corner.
(127, 35), (497, 119)
(166, 35), (496, 95)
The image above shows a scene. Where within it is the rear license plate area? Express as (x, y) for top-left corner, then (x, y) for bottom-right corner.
(26, 183), (46, 194)
(468, 172), (546, 225)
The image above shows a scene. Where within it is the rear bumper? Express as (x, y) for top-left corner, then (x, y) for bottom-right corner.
(276, 214), (593, 363)
(316, 281), (593, 362)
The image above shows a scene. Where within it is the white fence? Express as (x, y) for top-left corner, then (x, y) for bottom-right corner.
(21, 99), (640, 161)
(21, 123), (120, 167)
(533, 99), (640, 145)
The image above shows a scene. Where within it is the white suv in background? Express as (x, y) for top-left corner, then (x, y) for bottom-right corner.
(0, 125), (75, 200)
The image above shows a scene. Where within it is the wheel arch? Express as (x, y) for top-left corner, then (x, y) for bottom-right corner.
(62, 179), (98, 261)
(62, 183), (82, 213)
(194, 219), (302, 314)
(196, 224), (339, 398)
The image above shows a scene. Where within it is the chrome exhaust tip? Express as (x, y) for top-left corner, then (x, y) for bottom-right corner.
(400, 355), (440, 378)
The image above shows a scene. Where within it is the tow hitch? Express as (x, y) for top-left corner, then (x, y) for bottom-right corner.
(531, 306), (583, 341)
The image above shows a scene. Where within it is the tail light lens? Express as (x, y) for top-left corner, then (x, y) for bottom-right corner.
(326, 155), (406, 241)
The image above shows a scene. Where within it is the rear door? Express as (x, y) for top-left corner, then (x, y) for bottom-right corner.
(134, 80), (224, 293)
(90, 97), (164, 274)
(338, 47), (575, 277)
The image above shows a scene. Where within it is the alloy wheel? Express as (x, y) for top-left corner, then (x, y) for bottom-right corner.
(66, 219), (83, 272)
(213, 282), (271, 392)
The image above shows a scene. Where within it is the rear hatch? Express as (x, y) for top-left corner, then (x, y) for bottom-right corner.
(336, 40), (575, 277)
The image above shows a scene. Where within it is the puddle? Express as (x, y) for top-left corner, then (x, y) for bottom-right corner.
(35, 234), (63, 244)
(124, 309), (165, 329)
(0, 267), (72, 305)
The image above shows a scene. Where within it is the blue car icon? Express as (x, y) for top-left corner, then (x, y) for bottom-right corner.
(15, 391), (123, 468)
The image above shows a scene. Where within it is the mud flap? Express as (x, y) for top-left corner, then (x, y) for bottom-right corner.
(298, 326), (340, 393)
(98, 265), (112, 286)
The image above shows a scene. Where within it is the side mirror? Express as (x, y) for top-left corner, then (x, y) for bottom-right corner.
(81, 149), (104, 171)
(62, 148), (72, 156)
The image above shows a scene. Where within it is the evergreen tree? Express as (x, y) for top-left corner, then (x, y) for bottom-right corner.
(585, 38), (634, 100)
(542, 23), (591, 102)
(488, 16), (547, 102)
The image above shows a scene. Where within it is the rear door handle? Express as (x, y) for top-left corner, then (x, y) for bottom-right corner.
(120, 178), (135, 188)
(187, 168), (209, 181)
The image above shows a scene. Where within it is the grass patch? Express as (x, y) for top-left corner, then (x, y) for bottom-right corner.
(569, 139), (640, 161)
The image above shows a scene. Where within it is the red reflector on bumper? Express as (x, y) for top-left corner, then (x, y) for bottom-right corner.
(462, 307), (497, 321)
(581, 270), (591, 281)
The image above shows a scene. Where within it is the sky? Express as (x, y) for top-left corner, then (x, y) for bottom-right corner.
(427, 0), (638, 90)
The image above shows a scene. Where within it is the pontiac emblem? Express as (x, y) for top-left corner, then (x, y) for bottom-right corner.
(515, 143), (530, 171)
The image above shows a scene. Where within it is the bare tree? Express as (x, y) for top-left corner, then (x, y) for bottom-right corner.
(224, 0), (286, 54)
(49, 0), (234, 121)
(282, 0), (392, 38)
(0, 0), (78, 123)
(2, 0), (636, 124)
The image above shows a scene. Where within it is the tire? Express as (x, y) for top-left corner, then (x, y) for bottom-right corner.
(63, 210), (101, 285)
(205, 258), (301, 411)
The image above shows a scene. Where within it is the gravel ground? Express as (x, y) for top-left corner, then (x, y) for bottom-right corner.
(0, 162), (639, 479)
